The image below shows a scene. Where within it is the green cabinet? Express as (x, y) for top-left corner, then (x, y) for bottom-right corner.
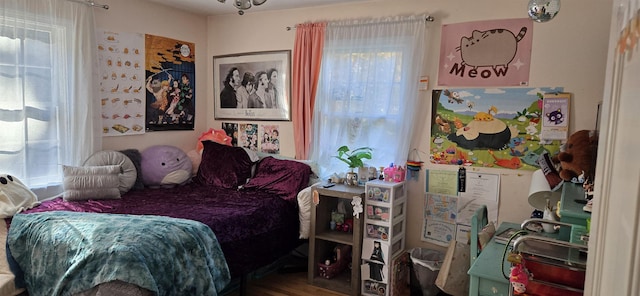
(558, 183), (591, 241)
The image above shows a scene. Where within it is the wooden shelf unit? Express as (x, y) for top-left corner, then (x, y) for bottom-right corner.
(308, 184), (365, 296)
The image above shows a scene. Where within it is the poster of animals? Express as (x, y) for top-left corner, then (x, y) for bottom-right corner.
(438, 18), (533, 87)
(429, 87), (565, 170)
(145, 34), (195, 131)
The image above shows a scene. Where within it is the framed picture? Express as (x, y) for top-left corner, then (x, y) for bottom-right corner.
(540, 92), (571, 141)
(213, 50), (291, 121)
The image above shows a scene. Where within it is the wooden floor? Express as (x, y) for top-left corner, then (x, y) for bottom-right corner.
(226, 271), (347, 296)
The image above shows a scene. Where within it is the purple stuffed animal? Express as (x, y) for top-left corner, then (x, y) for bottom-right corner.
(141, 145), (192, 188)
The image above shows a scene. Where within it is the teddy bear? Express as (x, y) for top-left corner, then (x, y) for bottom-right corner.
(553, 130), (598, 182)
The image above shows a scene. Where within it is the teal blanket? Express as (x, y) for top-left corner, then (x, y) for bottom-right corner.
(7, 211), (231, 296)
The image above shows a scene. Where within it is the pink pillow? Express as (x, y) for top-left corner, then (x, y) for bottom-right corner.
(195, 141), (254, 188)
(243, 157), (311, 200)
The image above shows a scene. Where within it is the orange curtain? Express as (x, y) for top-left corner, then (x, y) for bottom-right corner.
(292, 22), (325, 160)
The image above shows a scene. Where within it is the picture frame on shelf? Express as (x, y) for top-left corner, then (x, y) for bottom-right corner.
(213, 50), (291, 121)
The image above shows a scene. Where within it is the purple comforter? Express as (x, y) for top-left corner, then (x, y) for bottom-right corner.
(21, 184), (301, 277)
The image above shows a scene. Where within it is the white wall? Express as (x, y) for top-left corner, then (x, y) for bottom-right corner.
(94, 0), (613, 251)
(94, 0), (209, 154)
(207, 0), (612, 250)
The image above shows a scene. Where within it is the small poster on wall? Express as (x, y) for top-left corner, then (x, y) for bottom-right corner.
(259, 124), (280, 154)
(238, 123), (258, 151)
(221, 122), (238, 147)
(540, 92), (571, 141)
(97, 30), (146, 136)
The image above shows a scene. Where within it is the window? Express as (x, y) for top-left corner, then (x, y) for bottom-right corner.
(311, 17), (427, 179)
(1, 2), (100, 199)
(0, 24), (63, 197)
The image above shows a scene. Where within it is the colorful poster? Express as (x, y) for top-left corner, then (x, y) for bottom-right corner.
(145, 34), (195, 131)
(438, 18), (533, 87)
(540, 92), (571, 141)
(430, 87), (564, 170)
(259, 124), (280, 154)
(97, 30), (145, 136)
(238, 123), (258, 151)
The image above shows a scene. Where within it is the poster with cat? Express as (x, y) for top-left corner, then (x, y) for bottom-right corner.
(438, 18), (533, 87)
(540, 92), (570, 141)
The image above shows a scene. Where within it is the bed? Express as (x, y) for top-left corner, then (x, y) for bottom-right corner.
(2, 141), (318, 296)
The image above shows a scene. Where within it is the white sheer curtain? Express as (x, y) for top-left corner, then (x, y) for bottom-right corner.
(310, 15), (427, 179)
(0, 0), (101, 199)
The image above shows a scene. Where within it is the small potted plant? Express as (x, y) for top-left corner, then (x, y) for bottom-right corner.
(334, 146), (373, 186)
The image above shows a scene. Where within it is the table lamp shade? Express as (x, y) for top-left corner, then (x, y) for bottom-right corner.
(528, 169), (562, 210)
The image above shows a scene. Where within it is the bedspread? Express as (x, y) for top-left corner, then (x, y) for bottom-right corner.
(7, 211), (231, 296)
(21, 184), (301, 277)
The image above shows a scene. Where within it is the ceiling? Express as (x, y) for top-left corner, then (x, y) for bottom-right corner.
(142, 0), (372, 16)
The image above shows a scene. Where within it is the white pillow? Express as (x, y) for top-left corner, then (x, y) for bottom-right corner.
(83, 150), (137, 194)
(62, 165), (121, 201)
(296, 182), (322, 239)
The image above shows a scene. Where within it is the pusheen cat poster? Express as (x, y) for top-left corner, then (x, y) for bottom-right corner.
(429, 87), (565, 171)
(438, 18), (533, 87)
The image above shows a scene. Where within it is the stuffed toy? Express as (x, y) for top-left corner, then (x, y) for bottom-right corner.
(0, 174), (39, 218)
(141, 145), (192, 188)
(509, 260), (530, 295)
(508, 253), (530, 295)
(196, 128), (232, 152)
(553, 130), (598, 183)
